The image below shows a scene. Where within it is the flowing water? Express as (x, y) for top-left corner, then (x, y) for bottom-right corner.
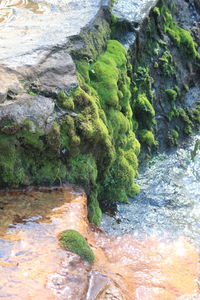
(0, 186), (90, 300)
(102, 132), (200, 245)
(0, 133), (200, 299)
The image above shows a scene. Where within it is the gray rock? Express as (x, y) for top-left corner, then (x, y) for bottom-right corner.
(86, 271), (109, 300)
(185, 86), (200, 108)
(0, 94), (55, 130)
(112, 0), (158, 25)
(0, 0), (109, 127)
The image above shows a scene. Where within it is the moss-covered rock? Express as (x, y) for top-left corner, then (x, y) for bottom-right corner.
(161, 4), (200, 60)
(165, 89), (178, 101)
(60, 230), (95, 264)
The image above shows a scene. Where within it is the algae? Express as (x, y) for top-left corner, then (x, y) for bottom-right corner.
(60, 230), (95, 264)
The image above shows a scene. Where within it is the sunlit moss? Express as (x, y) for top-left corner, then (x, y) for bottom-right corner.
(0, 135), (25, 187)
(66, 154), (97, 192)
(138, 129), (158, 147)
(60, 230), (95, 264)
(88, 189), (102, 225)
(134, 93), (155, 130)
(162, 4), (200, 59)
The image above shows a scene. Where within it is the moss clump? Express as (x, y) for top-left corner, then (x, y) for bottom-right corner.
(0, 135), (25, 186)
(75, 40), (140, 216)
(169, 129), (179, 145)
(178, 108), (193, 135)
(100, 150), (139, 203)
(66, 154), (97, 192)
(134, 93), (155, 130)
(162, 5), (200, 59)
(191, 139), (200, 161)
(60, 230), (95, 264)
(138, 129), (158, 147)
(90, 40), (127, 107)
(153, 7), (160, 16)
(158, 50), (175, 76)
(88, 189), (102, 225)
(133, 66), (153, 100)
(165, 89), (177, 101)
(57, 92), (74, 111)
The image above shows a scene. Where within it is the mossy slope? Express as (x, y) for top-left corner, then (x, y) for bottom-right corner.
(0, 40), (143, 225)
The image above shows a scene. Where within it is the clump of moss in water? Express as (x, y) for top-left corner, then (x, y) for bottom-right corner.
(60, 230), (95, 264)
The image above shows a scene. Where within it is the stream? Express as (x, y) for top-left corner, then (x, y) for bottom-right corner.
(0, 132), (200, 299)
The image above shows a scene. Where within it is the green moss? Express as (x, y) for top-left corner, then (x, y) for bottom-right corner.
(191, 139), (200, 161)
(33, 161), (66, 184)
(107, 109), (130, 139)
(154, 62), (159, 68)
(101, 150), (139, 203)
(28, 90), (38, 96)
(153, 7), (160, 16)
(0, 135), (25, 187)
(138, 129), (158, 147)
(187, 104), (200, 123)
(60, 230), (95, 264)
(0, 39), (142, 222)
(162, 5), (200, 59)
(171, 129), (179, 139)
(168, 129), (179, 146)
(111, 13), (118, 25)
(89, 40), (127, 108)
(165, 89), (178, 101)
(18, 127), (44, 150)
(66, 154), (97, 192)
(88, 189), (102, 225)
(133, 66), (153, 100)
(183, 84), (189, 92)
(158, 50), (175, 76)
(134, 93), (155, 130)
(57, 92), (74, 110)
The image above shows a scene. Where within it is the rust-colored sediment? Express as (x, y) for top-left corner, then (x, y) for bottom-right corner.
(0, 186), (199, 300)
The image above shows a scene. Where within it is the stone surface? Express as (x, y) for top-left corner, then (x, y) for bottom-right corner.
(48, 252), (90, 300)
(0, 0), (109, 127)
(0, 94), (55, 129)
(185, 86), (200, 108)
(86, 271), (109, 300)
(98, 284), (124, 300)
(111, 0), (159, 49)
(112, 0), (158, 24)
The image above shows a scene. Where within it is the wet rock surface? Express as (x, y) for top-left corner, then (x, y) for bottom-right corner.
(0, 94), (55, 129)
(0, 183), (199, 299)
(102, 132), (200, 244)
(112, 0), (158, 24)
